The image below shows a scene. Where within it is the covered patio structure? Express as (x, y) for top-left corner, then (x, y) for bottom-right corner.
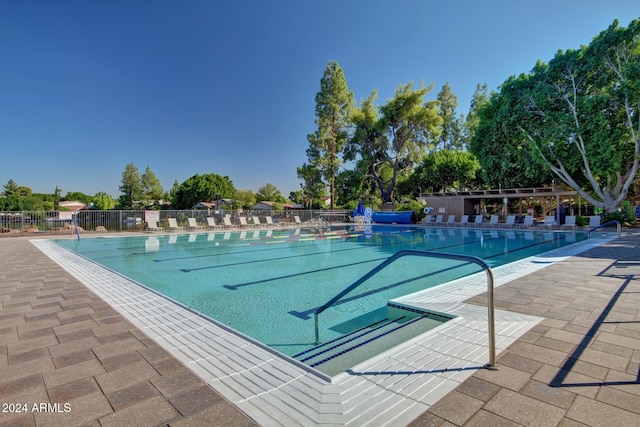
(417, 187), (589, 225)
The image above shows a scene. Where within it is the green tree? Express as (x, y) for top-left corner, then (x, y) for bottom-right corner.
(305, 60), (354, 210)
(415, 150), (482, 193)
(234, 189), (257, 209)
(63, 191), (93, 204)
(141, 166), (164, 206)
(93, 192), (116, 210)
(172, 173), (235, 209)
(2, 179), (19, 196)
(296, 163), (326, 208)
(256, 183), (287, 203)
(434, 82), (461, 150)
(459, 83), (489, 150)
(118, 162), (143, 209)
(346, 83), (443, 204)
(474, 19), (640, 212)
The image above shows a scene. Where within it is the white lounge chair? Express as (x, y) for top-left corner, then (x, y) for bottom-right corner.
(252, 216), (266, 227)
(167, 218), (184, 231)
(488, 215), (499, 227)
(223, 215), (238, 229)
(293, 216), (303, 226)
(434, 214), (444, 225)
(505, 216), (516, 227)
(561, 216), (576, 229)
(522, 216), (535, 228)
(187, 218), (204, 230)
(542, 215), (557, 227)
(265, 216), (277, 227)
(145, 220), (163, 232)
(238, 216), (253, 228)
(473, 215), (484, 226)
(459, 215), (470, 226)
(588, 216), (601, 228)
(206, 217), (222, 229)
(445, 215), (456, 225)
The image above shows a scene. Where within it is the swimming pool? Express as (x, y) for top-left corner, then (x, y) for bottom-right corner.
(54, 225), (588, 374)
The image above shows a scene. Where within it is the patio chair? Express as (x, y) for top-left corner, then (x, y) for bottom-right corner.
(145, 220), (163, 232)
(445, 215), (456, 225)
(542, 215), (557, 227)
(265, 216), (277, 227)
(505, 216), (516, 227)
(187, 218), (204, 230)
(252, 216), (266, 227)
(223, 215), (239, 228)
(561, 216), (576, 229)
(206, 217), (222, 229)
(434, 214), (444, 225)
(473, 215), (484, 226)
(521, 216), (534, 228)
(588, 215), (601, 228)
(458, 215), (470, 226)
(238, 216), (253, 228)
(167, 218), (184, 232)
(488, 215), (499, 227)
(293, 216), (303, 226)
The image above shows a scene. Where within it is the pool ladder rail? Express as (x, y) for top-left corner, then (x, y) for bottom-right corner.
(312, 249), (499, 371)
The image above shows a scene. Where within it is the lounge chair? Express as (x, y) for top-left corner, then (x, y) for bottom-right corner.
(458, 215), (470, 226)
(473, 215), (484, 226)
(187, 218), (204, 230)
(206, 217), (222, 229)
(293, 216), (303, 226)
(252, 216), (266, 227)
(223, 215), (238, 228)
(561, 216), (576, 229)
(434, 214), (444, 225)
(238, 216), (253, 228)
(505, 216), (516, 227)
(145, 220), (163, 232)
(445, 214), (456, 225)
(265, 216), (277, 227)
(522, 216), (535, 228)
(588, 215), (601, 228)
(542, 215), (557, 227)
(167, 218), (184, 232)
(488, 215), (499, 227)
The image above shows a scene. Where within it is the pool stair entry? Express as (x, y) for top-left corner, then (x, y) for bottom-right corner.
(293, 304), (451, 376)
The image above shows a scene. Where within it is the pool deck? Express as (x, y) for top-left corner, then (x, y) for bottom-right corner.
(1, 231), (639, 426)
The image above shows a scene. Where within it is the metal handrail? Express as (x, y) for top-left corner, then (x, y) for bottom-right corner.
(588, 220), (621, 237)
(313, 249), (498, 370)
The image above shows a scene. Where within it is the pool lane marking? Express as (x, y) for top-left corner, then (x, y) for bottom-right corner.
(222, 256), (389, 290)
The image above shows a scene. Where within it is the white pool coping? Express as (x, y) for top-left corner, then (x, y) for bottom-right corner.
(32, 232), (616, 426)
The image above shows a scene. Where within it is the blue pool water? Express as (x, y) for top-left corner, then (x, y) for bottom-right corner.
(54, 226), (588, 358)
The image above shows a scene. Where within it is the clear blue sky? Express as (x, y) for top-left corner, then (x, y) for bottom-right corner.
(1, 1), (638, 199)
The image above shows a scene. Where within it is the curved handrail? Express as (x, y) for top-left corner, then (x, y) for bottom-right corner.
(588, 220), (621, 237)
(313, 249), (498, 370)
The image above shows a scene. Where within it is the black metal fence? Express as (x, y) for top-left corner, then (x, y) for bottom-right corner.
(0, 209), (352, 237)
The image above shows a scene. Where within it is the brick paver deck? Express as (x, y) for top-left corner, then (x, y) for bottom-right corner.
(1, 233), (639, 426)
(0, 238), (257, 427)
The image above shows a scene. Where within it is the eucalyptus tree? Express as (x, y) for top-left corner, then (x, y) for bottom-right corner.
(305, 60), (354, 210)
(472, 19), (640, 212)
(345, 83), (442, 204)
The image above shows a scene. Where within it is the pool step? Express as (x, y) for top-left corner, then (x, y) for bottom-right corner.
(293, 313), (439, 376)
